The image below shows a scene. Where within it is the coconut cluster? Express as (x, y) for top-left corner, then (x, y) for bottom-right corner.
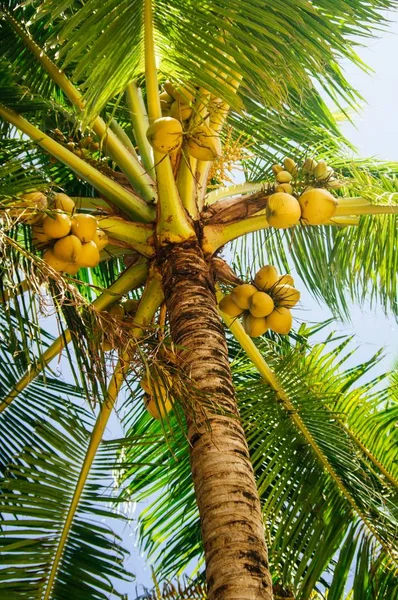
(266, 157), (339, 228)
(219, 265), (300, 337)
(101, 299), (139, 352)
(52, 128), (100, 157)
(146, 81), (222, 162)
(140, 372), (173, 420)
(25, 192), (109, 275)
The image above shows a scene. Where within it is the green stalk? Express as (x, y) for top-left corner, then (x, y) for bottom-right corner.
(177, 155), (199, 219)
(144, 0), (194, 243)
(130, 266), (164, 337)
(336, 201), (398, 217)
(72, 197), (112, 212)
(109, 118), (139, 160)
(126, 82), (154, 174)
(0, 262), (148, 414)
(98, 217), (155, 257)
(216, 287), (395, 554)
(202, 213), (269, 255)
(206, 182), (264, 205)
(3, 11), (156, 203)
(0, 105), (154, 222)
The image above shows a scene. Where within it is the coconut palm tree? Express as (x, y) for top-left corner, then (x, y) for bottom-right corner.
(0, 1), (397, 598)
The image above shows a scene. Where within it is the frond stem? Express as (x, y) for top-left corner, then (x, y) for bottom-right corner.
(126, 82), (154, 174)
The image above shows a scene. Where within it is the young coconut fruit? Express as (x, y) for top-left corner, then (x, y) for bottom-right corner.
(146, 117), (183, 154)
(231, 284), (258, 310)
(283, 157), (298, 175)
(10, 192), (48, 224)
(303, 157), (317, 173)
(266, 193), (301, 229)
(144, 394), (173, 420)
(122, 299), (140, 314)
(186, 125), (221, 161)
(54, 193), (75, 214)
(298, 188), (338, 225)
(314, 160), (329, 180)
(170, 101), (193, 122)
(272, 164), (284, 175)
(275, 183), (293, 195)
(71, 214), (98, 242)
(219, 294), (244, 317)
(63, 262), (80, 276)
(254, 265), (279, 291)
(92, 228), (108, 251)
(43, 249), (70, 272)
(266, 307), (293, 335)
(53, 234), (82, 262)
(243, 313), (268, 338)
(276, 274), (294, 287)
(273, 284), (300, 308)
(76, 241), (100, 268)
(248, 292), (274, 318)
(275, 170), (293, 184)
(32, 225), (52, 247)
(108, 303), (125, 319)
(42, 211), (72, 239)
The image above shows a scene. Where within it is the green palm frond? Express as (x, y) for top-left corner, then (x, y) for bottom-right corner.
(120, 329), (398, 597)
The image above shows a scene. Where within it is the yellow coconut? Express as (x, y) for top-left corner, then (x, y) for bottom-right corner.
(231, 284), (258, 310)
(54, 193), (75, 214)
(298, 188), (338, 225)
(273, 284), (300, 308)
(276, 170), (293, 184)
(254, 265), (279, 291)
(64, 262), (80, 276)
(173, 85), (195, 104)
(31, 225), (52, 247)
(42, 211), (72, 239)
(146, 117), (183, 154)
(71, 213), (98, 242)
(76, 241), (100, 268)
(92, 228), (108, 251)
(314, 160), (328, 180)
(159, 91), (174, 104)
(275, 183), (293, 195)
(219, 294), (244, 317)
(163, 81), (176, 97)
(170, 101), (193, 121)
(242, 314), (268, 338)
(249, 292), (274, 318)
(43, 249), (70, 272)
(283, 157), (298, 175)
(266, 193), (301, 229)
(108, 303), (125, 319)
(123, 299), (140, 314)
(276, 274), (294, 287)
(272, 164), (284, 175)
(186, 125), (221, 161)
(266, 307), (293, 335)
(10, 192), (48, 224)
(303, 157), (317, 173)
(53, 234), (82, 262)
(144, 394), (173, 420)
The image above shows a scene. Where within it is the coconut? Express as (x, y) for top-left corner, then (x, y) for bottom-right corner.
(219, 294), (244, 317)
(173, 85), (195, 104)
(54, 193), (75, 214)
(146, 117), (183, 154)
(32, 225), (52, 247)
(283, 157), (298, 175)
(273, 284), (300, 308)
(276, 274), (294, 287)
(64, 262), (80, 276)
(43, 249), (69, 272)
(144, 394), (173, 420)
(170, 101), (193, 121)
(275, 183), (293, 195)
(76, 241), (100, 268)
(266, 193), (301, 229)
(254, 265), (279, 291)
(92, 228), (108, 251)
(163, 81), (176, 97)
(108, 303), (125, 319)
(231, 284), (258, 310)
(42, 211), (72, 239)
(314, 160), (328, 180)
(159, 91), (174, 104)
(275, 170), (293, 183)
(123, 299), (140, 314)
(53, 235), (82, 262)
(242, 314), (268, 338)
(272, 164), (284, 175)
(186, 125), (221, 161)
(298, 188), (338, 225)
(71, 214), (98, 242)
(303, 157), (317, 173)
(249, 292), (274, 318)
(266, 307), (292, 335)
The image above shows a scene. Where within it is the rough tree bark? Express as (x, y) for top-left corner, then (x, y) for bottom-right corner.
(160, 243), (273, 600)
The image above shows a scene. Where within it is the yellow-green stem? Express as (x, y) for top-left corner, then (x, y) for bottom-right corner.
(72, 197), (112, 212)
(97, 217), (155, 257)
(130, 266), (164, 337)
(110, 118), (139, 160)
(216, 287), (395, 555)
(3, 11), (156, 203)
(206, 183), (264, 205)
(202, 213), (269, 255)
(0, 105), (154, 222)
(42, 356), (128, 600)
(126, 82), (154, 174)
(177, 155), (199, 219)
(336, 202), (398, 217)
(144, 0), (194, 243)
(0, 262), (148, 414)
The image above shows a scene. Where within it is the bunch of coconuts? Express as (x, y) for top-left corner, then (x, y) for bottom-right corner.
(219, 265), (300, 337)
(9, 191), (109, 275)
(266, 157), (341, 229)
(146, 81), (222, 162)
(140, 372), (173, 420)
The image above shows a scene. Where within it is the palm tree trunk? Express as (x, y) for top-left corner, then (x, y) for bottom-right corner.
(161, 243), (273, 600)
